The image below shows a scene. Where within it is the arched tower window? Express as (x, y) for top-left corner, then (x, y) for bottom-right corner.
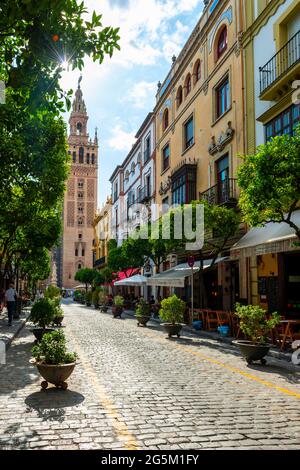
(86, 153), (90, 164)
(162, 108), (169, 132)
(216, 25), (227, 60)
(77, 122), (82, 135)
(79, 147), (84, 164)
(72, 151), (76, 163)
(92, 154), (95, 164)
(176, 86), (183, 109)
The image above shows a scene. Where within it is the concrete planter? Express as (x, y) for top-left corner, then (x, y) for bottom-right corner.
(162, 323), (183, 338)
(136, 315), (151, 327)
(30, 328), (55, 342)
(32, 361), (76, 390)
(233, 340), (270, 365)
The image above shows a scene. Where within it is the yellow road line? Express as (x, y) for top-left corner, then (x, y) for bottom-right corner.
(68, 329), (139, 450)
(142, 328), (300, 400)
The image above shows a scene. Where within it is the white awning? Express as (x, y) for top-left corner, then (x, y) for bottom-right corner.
(146, 257), (228, 288)
(231, 211), (300, 257)
(114, 274), (148, 287)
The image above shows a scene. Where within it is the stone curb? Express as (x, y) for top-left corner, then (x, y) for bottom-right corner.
(2, 309), (31, 351)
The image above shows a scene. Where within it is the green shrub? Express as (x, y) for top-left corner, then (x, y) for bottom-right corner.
(85, 290), (92, 304)
(136, 298), (150, 317)
(114, 295), (124, 307)
(98, 289), (108, 306)
(159, 295), (185, 325)
(44, 285), (61, 300)
(235, 303), (280, 344)
(92, 288), (101, 306)
(30, 298), (56, 329)
(31, 329), (77, 365)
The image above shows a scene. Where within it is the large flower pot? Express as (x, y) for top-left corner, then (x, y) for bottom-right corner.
(30, 328), (55, 342)
(233, 340), (270, 365)
(112, 306), (123, 318)
(136, 315), (151, 327)
(32, 361), (76, 390)
(162, 323), (183, 338)
(100, 305), (108, 313)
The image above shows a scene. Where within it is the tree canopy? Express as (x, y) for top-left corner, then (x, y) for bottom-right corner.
(0, 0), (120, 286)
(238, 127), (300, 239)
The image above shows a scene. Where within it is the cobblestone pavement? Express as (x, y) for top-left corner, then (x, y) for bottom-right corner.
(0, 300), (300, 450)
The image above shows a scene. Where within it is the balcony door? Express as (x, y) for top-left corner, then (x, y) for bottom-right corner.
(216, 154), (229, 204)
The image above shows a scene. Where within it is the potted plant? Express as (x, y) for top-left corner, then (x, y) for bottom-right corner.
(85, 290), (92, 307)
(159, 295), (186, 338)
(135, 298), (151, 327)
(233, 303), (280, 365)
(99, 290), (109, 312)
(92, 288), (100, 309)
(29, 298), (56, 342)
(112, 295), (124, 318)
(31, 329), (77, 390)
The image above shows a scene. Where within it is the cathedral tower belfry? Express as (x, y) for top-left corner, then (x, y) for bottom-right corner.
(58, 79), (98, 289)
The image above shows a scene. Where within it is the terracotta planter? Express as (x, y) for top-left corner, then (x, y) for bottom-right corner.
(112, 306), (123, 318)
(136, 315), (151, 327)
(162, 323), (183, 338)
(33, 361), (76, 390)
(233, 340), (270, 365)
(30, 328), (55, 342)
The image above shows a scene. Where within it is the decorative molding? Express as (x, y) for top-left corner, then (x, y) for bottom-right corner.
(208, 6), (233, 53)
(208, 121), (235, 155)
(159, 176), (172, 196)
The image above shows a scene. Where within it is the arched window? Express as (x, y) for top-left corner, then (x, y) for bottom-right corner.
(78, 217), (84, 226)
(75, 248), (78, 257)
(193, 60), (201, 84)
(79, 147), (84, 164)
(217, 26), (227, 60)
(72, 151), (76, 163)
(86, 153), (90, 164)
(77, 122), (82, 135)
(185, 74), (192, 97)
(162, 108), (169, 131)
(92, 154), (95, 164)
(176, 86), (183, 109)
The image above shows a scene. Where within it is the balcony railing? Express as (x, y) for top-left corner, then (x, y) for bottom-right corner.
(200, 178), (237, 206)
(137, 185), (152, 203)
(259, 30), (300, 95)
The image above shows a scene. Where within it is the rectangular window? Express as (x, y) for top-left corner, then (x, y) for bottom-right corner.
(162, 144), (170, 172)
(171, 165), (197, 205)
(144, 135), (151, 162)
(216, 77), (230, 119)
(184, 116), (194, 150)
(265, 104), (300, 141)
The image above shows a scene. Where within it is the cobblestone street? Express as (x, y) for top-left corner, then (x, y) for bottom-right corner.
(0, 300), (300, 450)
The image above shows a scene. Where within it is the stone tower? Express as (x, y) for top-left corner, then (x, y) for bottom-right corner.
(59, 78), (98, 289)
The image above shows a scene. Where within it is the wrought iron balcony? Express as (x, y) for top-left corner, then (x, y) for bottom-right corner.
(137, 185), (152, 203)
(200, 178), (238, 207)
(259, 30), (300, 97)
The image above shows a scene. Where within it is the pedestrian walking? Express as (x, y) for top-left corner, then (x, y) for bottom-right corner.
(5, 283), (17, 327)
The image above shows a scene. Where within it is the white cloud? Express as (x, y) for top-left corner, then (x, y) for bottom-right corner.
(126, 80), (157, 109)
(107, 123), (136, 151)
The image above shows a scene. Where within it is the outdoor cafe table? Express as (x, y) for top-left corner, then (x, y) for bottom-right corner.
(279, 320), (300, 351)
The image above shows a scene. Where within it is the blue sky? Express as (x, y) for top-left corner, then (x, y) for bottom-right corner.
(61, 0), (204, 207)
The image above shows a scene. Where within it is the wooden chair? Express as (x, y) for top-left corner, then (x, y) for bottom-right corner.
(206, 310), (219, 331)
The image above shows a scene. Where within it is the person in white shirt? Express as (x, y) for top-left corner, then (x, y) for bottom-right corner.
(5, 283), (17, 327)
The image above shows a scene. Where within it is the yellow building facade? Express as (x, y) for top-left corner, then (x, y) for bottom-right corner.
(234, 0), (300, 315)
(93, 196), (112, 271)
(155, 0), (245, 211)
